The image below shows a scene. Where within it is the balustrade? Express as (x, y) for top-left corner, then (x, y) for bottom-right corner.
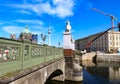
(0, 37), (63, 77)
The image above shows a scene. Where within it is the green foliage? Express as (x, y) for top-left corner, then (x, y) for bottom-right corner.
(43, 44), (48, 46)
(52, 46), (56, 48)
(75, 50), (82, 56)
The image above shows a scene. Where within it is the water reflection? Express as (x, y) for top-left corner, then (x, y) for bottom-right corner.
(46, 61), (120, 84)
(109, 66), (120, 82)
(84, 61), (120, 84)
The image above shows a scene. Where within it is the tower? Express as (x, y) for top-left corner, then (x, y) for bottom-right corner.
(48, 29), (51, 46)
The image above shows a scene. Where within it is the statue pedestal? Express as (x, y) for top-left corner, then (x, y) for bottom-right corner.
(63, 32), (73, 49)
(63, 32), (74, 57)
(63, 32), (83, 81)
(65, 57), (83, 81)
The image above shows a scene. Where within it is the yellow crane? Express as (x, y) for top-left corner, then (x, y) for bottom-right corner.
(91, 8), (117, 53)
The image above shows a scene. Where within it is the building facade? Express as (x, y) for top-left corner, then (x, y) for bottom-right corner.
(75, 31), (120, 52)
(19, 25), (32, 42)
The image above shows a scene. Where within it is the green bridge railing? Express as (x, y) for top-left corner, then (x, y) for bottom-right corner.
(0, 37), (63, 77)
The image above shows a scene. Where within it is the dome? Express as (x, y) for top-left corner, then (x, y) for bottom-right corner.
(22, 25), (31, 34)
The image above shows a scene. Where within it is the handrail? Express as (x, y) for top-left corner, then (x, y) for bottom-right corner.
(0, 38), (63, 77)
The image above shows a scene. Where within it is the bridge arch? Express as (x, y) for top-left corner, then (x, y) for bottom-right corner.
(6, 58), (65, 84)
(46, 69), (64, 81)
(43, 59), (65, 84)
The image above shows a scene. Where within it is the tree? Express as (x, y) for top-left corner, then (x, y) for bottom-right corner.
(40, 33), (47, 45)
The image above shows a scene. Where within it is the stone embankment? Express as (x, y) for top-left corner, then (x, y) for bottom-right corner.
(97, 52), (120, 61)
(80, 51), (120, 65)
(82, 52), (96, 61)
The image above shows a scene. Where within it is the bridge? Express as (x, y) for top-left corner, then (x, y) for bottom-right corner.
(0, 20), (83, 84)
(0, 37), (64, 84)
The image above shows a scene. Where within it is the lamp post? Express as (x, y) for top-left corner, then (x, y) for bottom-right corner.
(48, 29), (51, 46)
(58, 42), (60, 48)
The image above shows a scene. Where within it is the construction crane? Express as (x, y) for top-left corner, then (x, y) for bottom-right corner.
(85, 27), (118, 50)
(86, 8), (118, 53)
(91, 8), (117, 30)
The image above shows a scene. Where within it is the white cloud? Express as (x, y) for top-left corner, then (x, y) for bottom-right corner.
(3, 20), (54, 35)
(3, 26), (23, 34)
(2, 25), (50, 35)
(17, 10), (31, 15)
(31, 0), (45, 3)
(15, 19), (43, 25)
(5, 0), (75, 18)
(31, 31), (42, 35)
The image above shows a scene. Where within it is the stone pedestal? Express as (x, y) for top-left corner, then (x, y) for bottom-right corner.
(65, 57), (73, 68)
(64, 49), (73, 57)
(63, 31), (83, 81)
(63, 32), (74, 50)
(65, 57), (83, 81)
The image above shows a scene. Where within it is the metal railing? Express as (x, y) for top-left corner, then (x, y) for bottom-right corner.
(0, 37), (63, 77)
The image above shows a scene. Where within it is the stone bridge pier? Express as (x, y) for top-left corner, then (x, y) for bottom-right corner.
(63, 20), (83, 81)
(9, 58), (65, 84)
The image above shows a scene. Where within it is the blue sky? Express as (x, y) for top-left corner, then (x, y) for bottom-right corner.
(0, 0), (120, 46)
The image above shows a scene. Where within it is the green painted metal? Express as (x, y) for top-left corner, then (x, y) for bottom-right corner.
(0, 37), (63, 77)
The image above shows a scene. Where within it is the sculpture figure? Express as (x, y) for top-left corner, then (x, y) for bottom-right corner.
(65, 20), (71, 33)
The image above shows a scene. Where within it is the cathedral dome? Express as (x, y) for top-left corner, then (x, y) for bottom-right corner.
(22, 25), (31, 34)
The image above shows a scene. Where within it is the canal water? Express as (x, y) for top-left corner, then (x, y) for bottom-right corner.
(46, 61), (120, 84)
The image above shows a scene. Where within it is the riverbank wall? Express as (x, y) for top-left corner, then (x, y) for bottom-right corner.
(97, 53), (120, 61)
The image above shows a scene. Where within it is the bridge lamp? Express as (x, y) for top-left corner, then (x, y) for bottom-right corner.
(48, 29), (51, 46)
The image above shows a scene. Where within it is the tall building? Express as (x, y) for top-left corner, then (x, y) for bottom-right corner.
(32, 34), (38, 44)
(75, 31), (120, 52)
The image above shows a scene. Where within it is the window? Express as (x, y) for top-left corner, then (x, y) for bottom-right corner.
(116, 42), (118, 45)
(110, 42), (112, 45)
(105, 37), (106, 41)
(116, 37), (118, 40)
(110, 37), (112, 40)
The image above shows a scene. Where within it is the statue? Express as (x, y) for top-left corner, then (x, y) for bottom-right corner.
(65, 20), (71, 33)
(10, 34), (16, 40)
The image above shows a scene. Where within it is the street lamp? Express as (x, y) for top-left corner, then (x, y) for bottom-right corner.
(48, 29), (51, 46)
(58, 42), (60, 48)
